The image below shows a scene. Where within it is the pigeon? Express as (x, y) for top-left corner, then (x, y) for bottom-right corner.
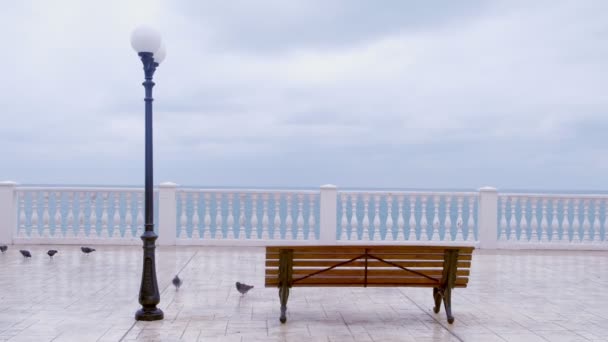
(172, 275), (182, 290)
(20, 250), (32, 258)
(0, 245), (7, 253)
(47, 250), (58, 258)
(236, 282), (254, 295)
(81, 247), (96, 255)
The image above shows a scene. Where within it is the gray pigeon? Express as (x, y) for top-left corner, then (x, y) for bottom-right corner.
(236, 282), (254, 295)
(20, 250), (31, 258)
(47, 250), (58, 258)
(0, 245), (7, 253)
(81, 247), (95, 255)
(172, 275), (182, 290)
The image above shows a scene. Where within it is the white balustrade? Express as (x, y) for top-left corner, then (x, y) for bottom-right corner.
(4, 184), (606, 250)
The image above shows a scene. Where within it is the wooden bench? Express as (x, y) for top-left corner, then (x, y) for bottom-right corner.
(265, 245), (474, 324)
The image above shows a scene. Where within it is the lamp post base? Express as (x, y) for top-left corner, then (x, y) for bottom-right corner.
(135, 307), (164, 321)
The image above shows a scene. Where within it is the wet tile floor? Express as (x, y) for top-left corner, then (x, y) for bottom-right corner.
(0, 246), (607, 341)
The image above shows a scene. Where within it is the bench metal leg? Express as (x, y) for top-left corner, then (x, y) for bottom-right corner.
(433, 287), (441, 313)
(279, 285), (290, 323)
(443, 287), (454, 324)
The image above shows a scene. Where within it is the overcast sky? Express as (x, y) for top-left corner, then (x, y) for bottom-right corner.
(1, 0), (608, 190)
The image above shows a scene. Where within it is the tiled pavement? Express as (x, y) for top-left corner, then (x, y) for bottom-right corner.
(0, 246), (607, 341)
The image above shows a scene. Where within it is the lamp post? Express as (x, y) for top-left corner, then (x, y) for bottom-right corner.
(130, 26), (166, 321)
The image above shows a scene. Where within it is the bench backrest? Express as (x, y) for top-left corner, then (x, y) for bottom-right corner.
(265, 245), (474, 288)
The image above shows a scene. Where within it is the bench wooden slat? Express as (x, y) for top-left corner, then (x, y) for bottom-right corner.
(266, 246), (474, 254)
(266, 259), (472, 268)
(265, 268), (470, 277)
(266, 253), (473, 261)
(265, 276), (469, 286)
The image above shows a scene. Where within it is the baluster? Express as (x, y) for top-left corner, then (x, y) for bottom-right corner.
(372, 195), (380, 241)
(529, 198), (539, 242)
(308, 193), (316, 240)
(396, 195), (405, 241)
(498, 197), (507, 242)
(89, 192), (98, 238)
(539, 199), (549, 243)
(350, 194), (358, 240)
(226, 193), (234, 240)
(272, 193), (281, 239)
(42, 191), (51, 238)
(467, 196), (475, 241)
(509, 196), (518, 242)
(571, 199), (580, 243)
(284, 194), (294, 240)
(30, 192), (40, 238)
(408, 195), (416, 241)
(592, 200), (601, 243)
(17, 192), (27, 238)
(214, 193), (223, 239)
(561, 199), (571, 242)
(261, 194), (270, 239)
(250, 194), (259, 239)
(443, 195), (452, 241)
(296, 194), (304, 240)
(431, 196), (440, 241)
(518, 197), (528, 242)
(101, 192), (109, 238)
(455, 196), (464, 241)
(550, 199), (560, 243)
(339, 193), (348, 240)
(125, 193), (133, 238)
(77, 193), (85, 237)
(226, 193), (235, 239)
(203, 193), (212, 239)
(178, 193), (188, 239)
(192, 193), (201, 239)
(135, 192), (144, 239)
(419, 196), (428, 241)
(238, 194), (247, 239)
(111, 193), (121, 239)
(386, 195), (394, 241)
(65, 192), (75, 238)
(53, 192), (62, 238)
(361, 194), (371, 241)
(581, 200), (591, 242)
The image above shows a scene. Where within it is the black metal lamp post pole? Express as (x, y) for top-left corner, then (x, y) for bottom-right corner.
(135, 51), (164, 321)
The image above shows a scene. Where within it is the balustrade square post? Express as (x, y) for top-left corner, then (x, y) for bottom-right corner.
(319, 184), (338, 244)
(478, 186), (498, 249)
(0, 181), (17, 245)
(158, 182), (178, 246)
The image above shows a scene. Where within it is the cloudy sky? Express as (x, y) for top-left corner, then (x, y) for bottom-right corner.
(1, 0), (607, 190)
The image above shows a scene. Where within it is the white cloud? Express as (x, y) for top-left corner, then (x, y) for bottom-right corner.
(1, 1), (607, 188)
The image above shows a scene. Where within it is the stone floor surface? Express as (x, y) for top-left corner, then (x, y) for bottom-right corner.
(0, 246), (607, 341)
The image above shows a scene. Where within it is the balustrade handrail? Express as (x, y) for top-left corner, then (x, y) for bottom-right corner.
(178, 188), (319, 195)
(499, 192), (608, 200)
(16, 186), (151, 192)
(339, 190), (477, 196)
